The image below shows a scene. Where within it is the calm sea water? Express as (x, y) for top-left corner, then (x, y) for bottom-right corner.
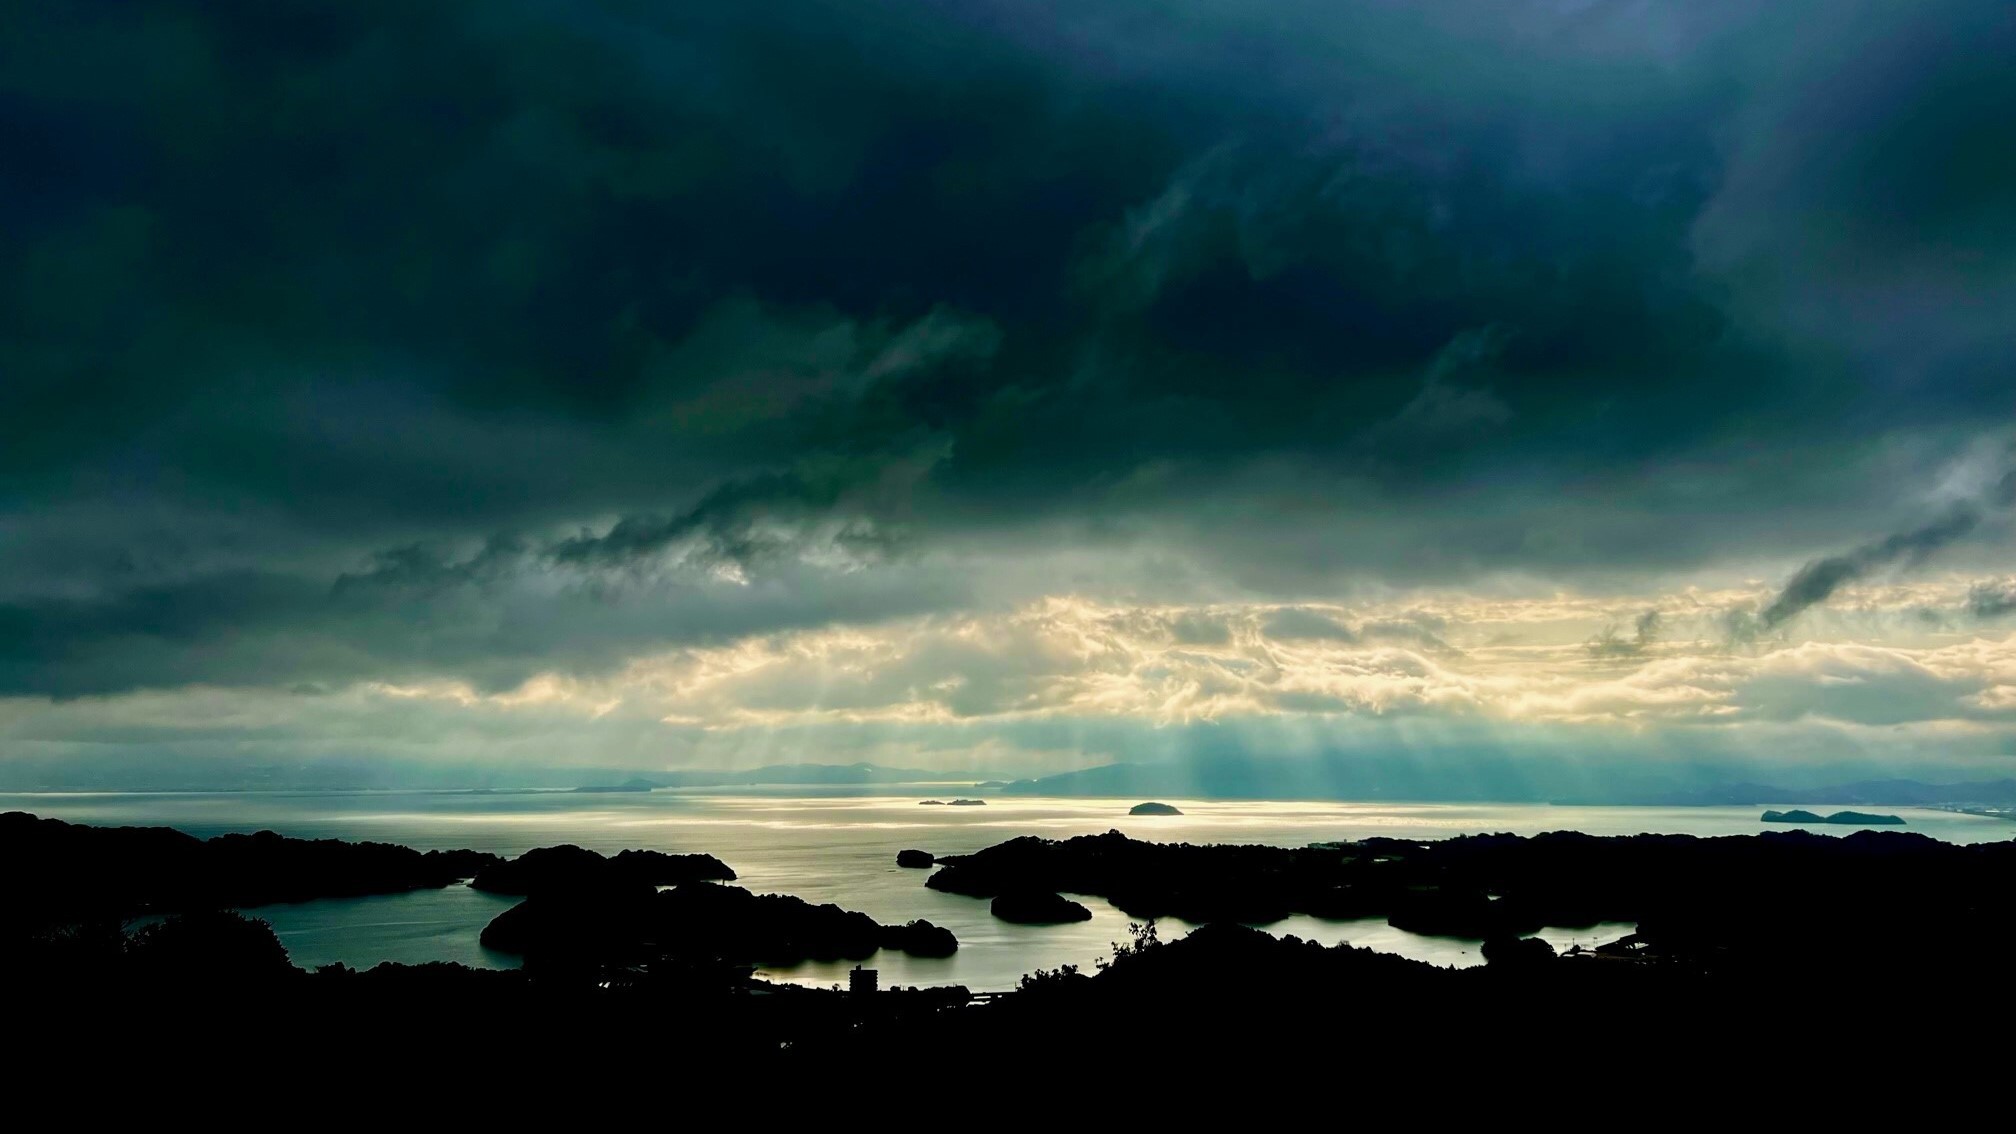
(6, 790), (2006, 991)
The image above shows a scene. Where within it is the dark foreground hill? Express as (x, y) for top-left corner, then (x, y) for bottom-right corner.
(5, 813), (2013, 1091)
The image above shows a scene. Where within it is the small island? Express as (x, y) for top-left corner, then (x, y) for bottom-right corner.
(897, 849), (935, 868)
(1761, 809), (1905, 826)
(1129, 802), (1182, 816)
(920, 798), (987, 806)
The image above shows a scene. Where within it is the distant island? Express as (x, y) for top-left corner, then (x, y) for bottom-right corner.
(920, 798), (986, 806)
(1129, 802), (1182, 815)
(1762, 809), (1905, 826)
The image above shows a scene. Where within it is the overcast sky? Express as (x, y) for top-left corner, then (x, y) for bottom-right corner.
(4, 1), (2015, 787)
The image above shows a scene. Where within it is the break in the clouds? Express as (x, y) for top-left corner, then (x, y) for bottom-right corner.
(2, 2), (2014, 785)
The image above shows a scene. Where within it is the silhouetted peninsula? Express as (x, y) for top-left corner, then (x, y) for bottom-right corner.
(479, 871), (958, 965)
(1129, 802), (1182, 815)
(921, 827), (2013, 946)
(990, 889), (1092, 924)
(470, 844), (735, 895)
(897, 849), (935, 868)
(891, 918), (959, 957)
(1480, 934), (1557, 968)
(2, 811), (500, 925)
(1761, 809), (1905, 825)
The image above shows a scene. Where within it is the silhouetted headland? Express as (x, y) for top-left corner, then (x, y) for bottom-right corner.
(470, 843), (735, 894)
(989, 889), (1093, 924)
(919, 827), (2014, 950)
(474, 845), (956, 967)
(481, 881), (958, 963)
(1, 810), (499, 924)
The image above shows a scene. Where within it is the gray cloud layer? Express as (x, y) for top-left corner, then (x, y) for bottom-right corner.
(2, 1), (2013, 701)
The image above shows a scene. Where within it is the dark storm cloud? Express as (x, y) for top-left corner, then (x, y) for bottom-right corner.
(1695, 0), (2016, 382)
(0, 552), (973, 698)
(1757, 469), (2016, 628)
(1760, 505), (1984, 629)
(3, 1), (2014, 695)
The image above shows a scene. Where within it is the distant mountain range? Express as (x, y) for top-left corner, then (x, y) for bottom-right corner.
(4, 748), (2010, 807)
(994, 758), (2016, 808)
(1646, 779), (2016, 807)
(596, 763), (994, 790)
